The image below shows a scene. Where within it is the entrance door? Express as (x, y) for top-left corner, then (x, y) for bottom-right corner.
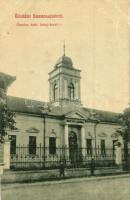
(69, 132), (78, 164)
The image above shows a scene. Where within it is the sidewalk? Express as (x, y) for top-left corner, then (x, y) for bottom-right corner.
(2, 173), (130, 191)
(1, 166), (125, 184)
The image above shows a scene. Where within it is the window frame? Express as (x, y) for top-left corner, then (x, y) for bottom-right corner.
(68, 83), (74, 100)
(54, 83), (58, 101)
(100, 139), (106, 156)
(29, 136), (37, 155)
(86, 139), (92, 156)
(49, 136), (56, 155)
(10, 135), (16, 155)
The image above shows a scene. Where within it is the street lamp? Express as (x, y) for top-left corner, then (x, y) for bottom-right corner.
(94, 121), (100, 157)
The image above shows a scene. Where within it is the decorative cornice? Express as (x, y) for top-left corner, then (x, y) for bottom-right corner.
(26, 127), (40, 133)
(48, 72), (81, 81)
(111, 132), (119, 138)
(6, 127), (19, 132)
(8, 110), (120, 126)
(98, 132), (107, 137)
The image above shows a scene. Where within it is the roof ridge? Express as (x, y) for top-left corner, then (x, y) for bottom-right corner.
(7, 95), (48, 104)
(82, 107), (120, 115)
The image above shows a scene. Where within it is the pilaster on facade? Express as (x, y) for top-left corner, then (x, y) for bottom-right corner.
(64, 123), (69, 161)
(64, 123), (69, 148)
(81, 125), (86, 158)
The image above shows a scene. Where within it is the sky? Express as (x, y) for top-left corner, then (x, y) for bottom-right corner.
(0, 0), (129, 113)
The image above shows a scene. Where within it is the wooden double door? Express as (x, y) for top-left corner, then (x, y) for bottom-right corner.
(69, 131), (81, 164)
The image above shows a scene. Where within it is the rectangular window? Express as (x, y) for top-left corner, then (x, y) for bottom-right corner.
(10, 135), (16, 154)
(29, 136), (36, 155)
(101, 139), (106, 156)
(86, 139), (92, 155)
(49, 137), (56, 155)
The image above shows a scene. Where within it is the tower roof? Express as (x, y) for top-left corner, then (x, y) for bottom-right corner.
(55, 55), (73, 69)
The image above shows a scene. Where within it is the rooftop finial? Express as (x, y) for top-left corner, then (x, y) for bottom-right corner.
(63, 40), (66, 56)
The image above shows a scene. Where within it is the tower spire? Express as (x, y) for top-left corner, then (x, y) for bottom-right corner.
(63, 40), (66, 56)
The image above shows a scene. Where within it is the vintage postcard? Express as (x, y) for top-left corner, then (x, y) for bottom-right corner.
(0, 0), (129, 200)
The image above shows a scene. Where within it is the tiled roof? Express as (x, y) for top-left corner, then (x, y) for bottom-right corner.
(82, 107), (120, 123)
(50, 105), (120, 123)
(7, 96), (46, 115)
(7, 96), (120, 123)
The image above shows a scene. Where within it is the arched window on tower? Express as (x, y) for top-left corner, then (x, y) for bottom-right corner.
(53, 83), (58, 101)
(68, 83), (74, 100)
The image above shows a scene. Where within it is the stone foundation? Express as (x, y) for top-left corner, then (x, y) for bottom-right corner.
(2, 167), (123, 184)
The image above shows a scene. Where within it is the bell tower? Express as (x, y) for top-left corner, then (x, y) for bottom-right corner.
(48, 46), (81, 107)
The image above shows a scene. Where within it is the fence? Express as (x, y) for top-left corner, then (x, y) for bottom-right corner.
(10, 145), (117, 170)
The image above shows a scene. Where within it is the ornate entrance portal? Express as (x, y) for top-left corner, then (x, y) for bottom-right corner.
(69, 131), (80, 164)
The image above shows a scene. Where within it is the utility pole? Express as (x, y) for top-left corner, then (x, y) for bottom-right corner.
(90, 112), (100, 158)
(40, 104), (50, 167)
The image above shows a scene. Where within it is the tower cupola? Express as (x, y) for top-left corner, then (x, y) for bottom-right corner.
(48, 45), (81, 107)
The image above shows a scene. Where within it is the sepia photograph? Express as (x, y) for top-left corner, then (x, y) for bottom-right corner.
(0, 0), (130, 199)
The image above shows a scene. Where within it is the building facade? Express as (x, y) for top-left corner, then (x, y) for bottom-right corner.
(0, 53), (123, 168)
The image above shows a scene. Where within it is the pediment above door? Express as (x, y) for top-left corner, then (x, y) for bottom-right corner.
(65, 110), (89, 120)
